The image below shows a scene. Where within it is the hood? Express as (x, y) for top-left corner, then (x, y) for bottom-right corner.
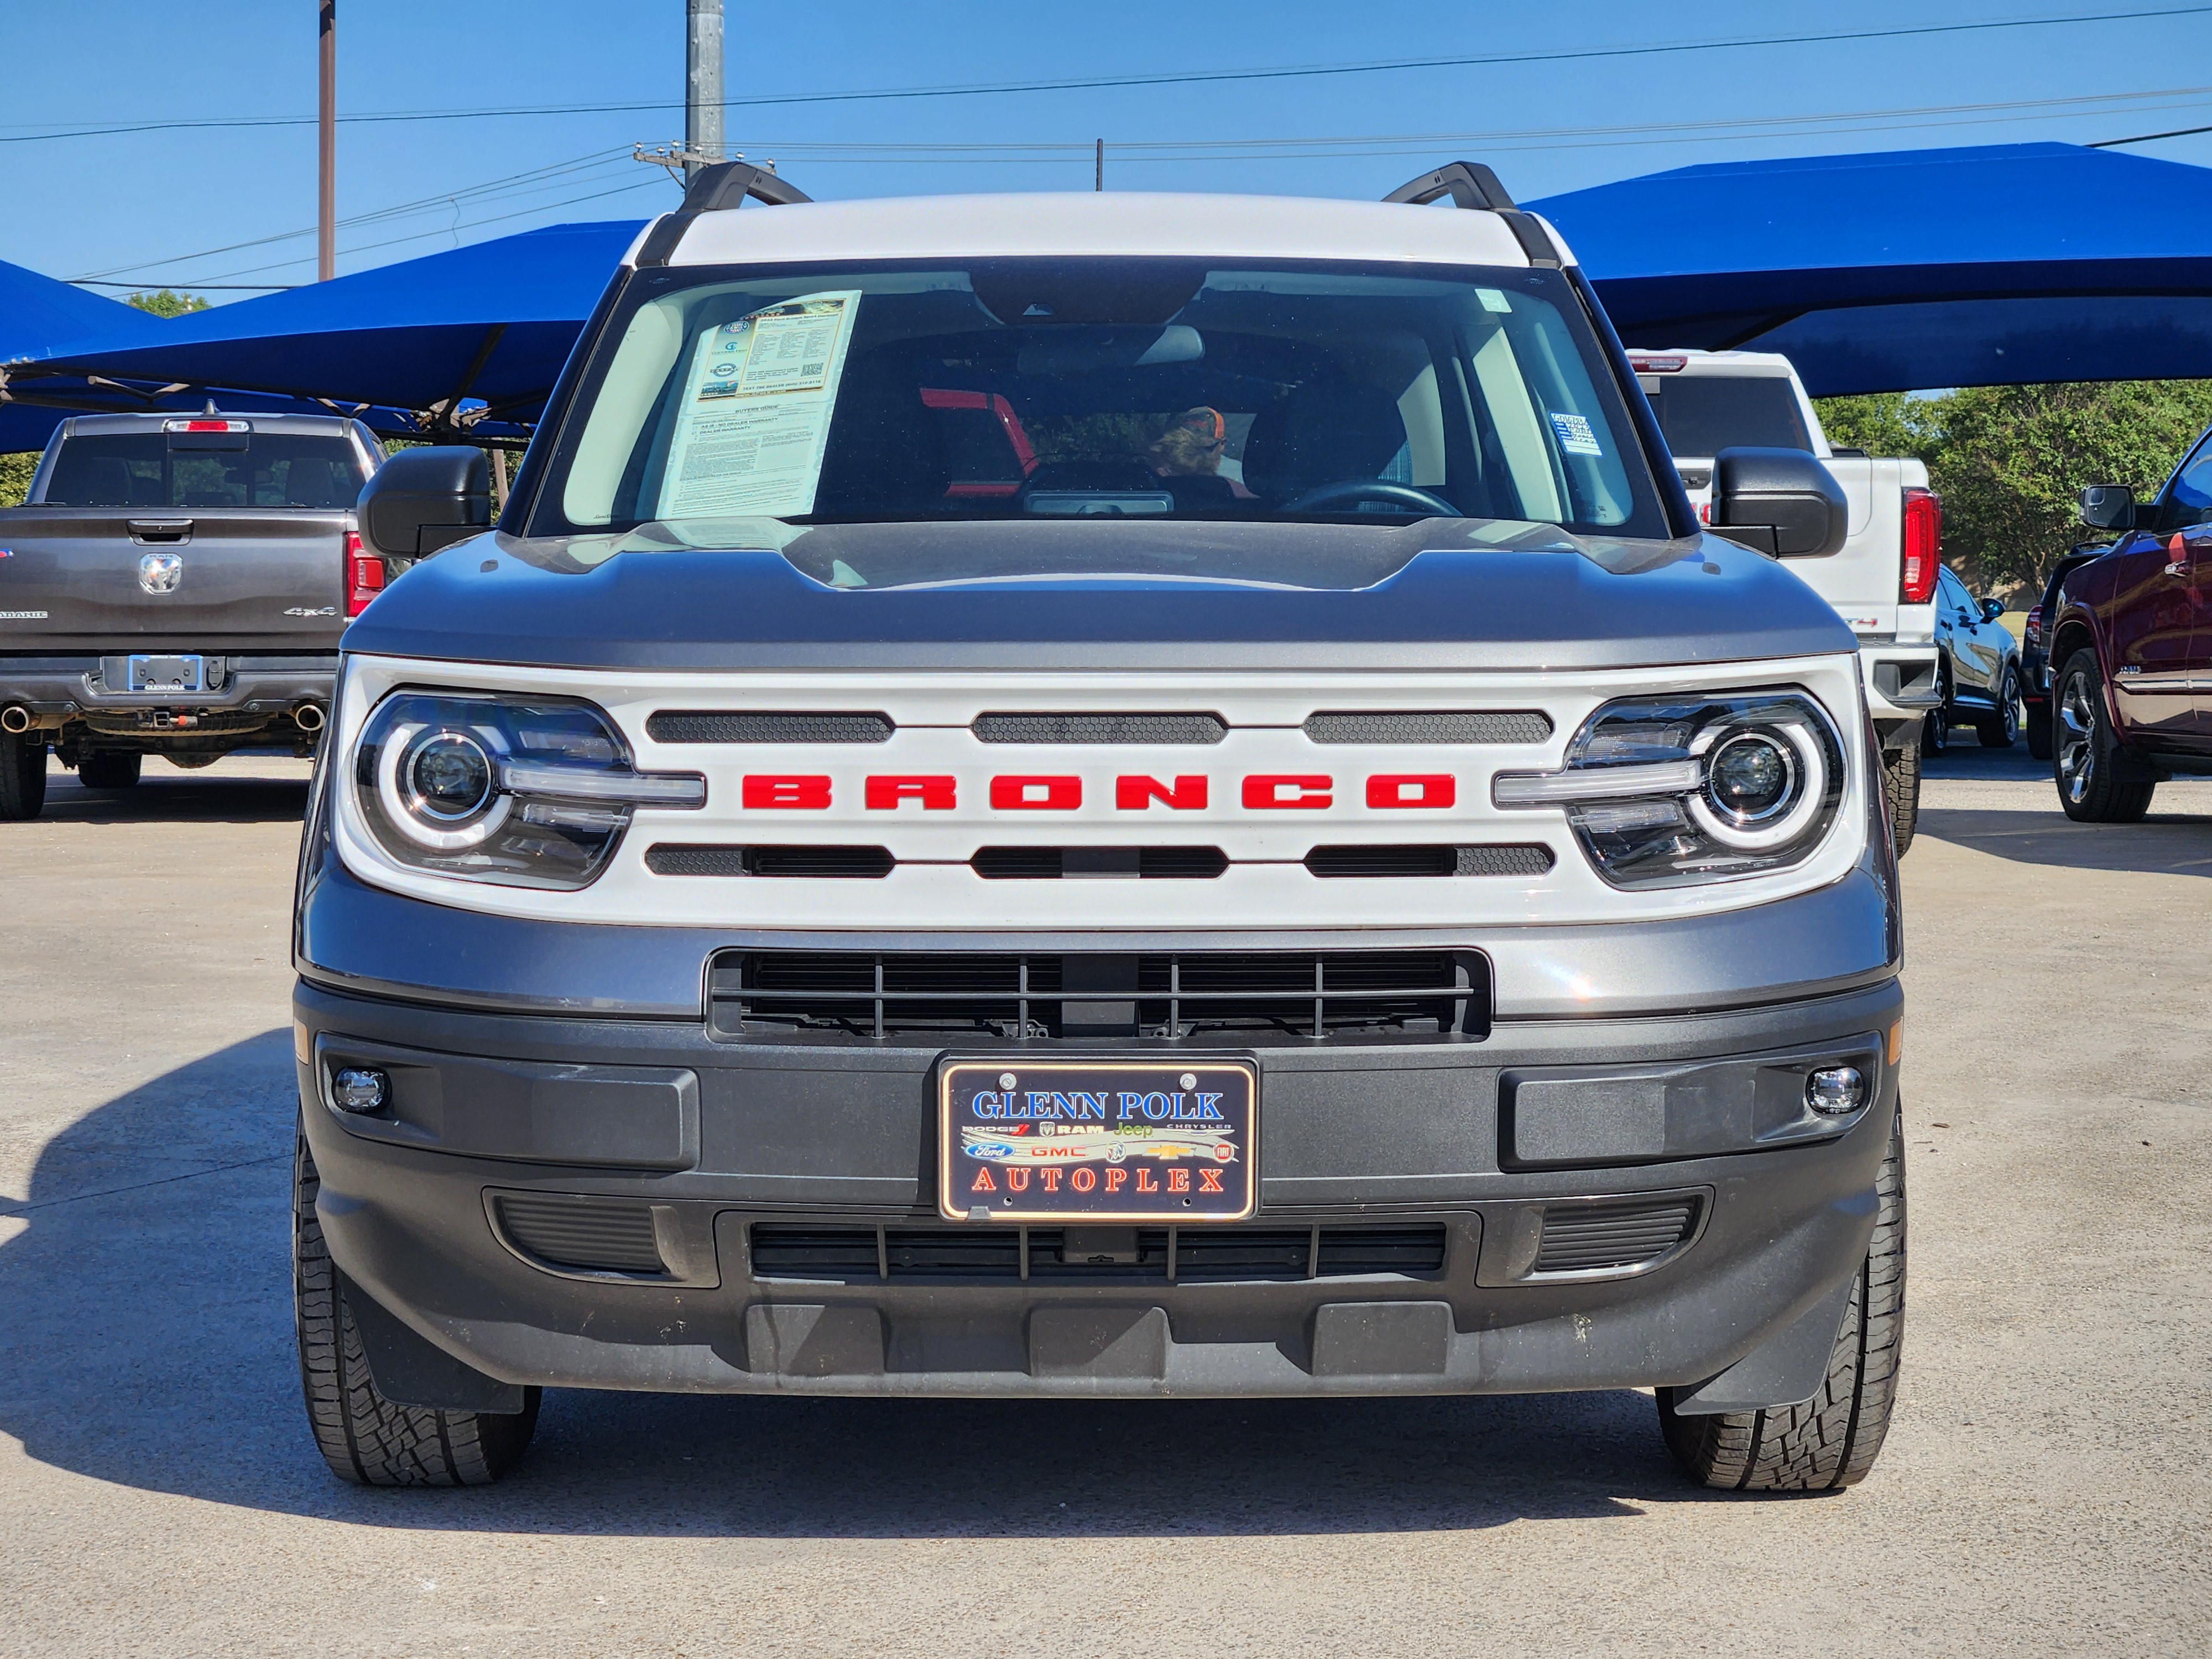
(341, 517), (1857, 672)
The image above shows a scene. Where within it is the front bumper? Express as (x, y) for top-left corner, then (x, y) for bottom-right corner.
(296, 972), (1901, 1401)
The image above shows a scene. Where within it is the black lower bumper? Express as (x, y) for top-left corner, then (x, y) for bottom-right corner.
(296, 973), (1901, 1403)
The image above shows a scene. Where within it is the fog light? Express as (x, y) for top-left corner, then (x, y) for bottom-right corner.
(331, 1066), (389, 1114)
(1806, 1065), (1866, 1116)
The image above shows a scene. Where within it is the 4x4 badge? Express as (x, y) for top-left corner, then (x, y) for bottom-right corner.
(138, 552), (182, 594)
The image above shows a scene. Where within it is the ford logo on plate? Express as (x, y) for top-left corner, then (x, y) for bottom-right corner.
(138, 552), (182, 594)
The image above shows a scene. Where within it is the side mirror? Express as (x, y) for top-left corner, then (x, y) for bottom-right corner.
(1981, 597), (2005, 623)
(2079, 483), (2135, 531)
(1709, 447), (1848, 559)
(357, 446), (491, 560)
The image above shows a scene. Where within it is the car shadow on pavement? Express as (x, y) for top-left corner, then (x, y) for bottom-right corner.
(1916, 806), (2212, 876)
(1, 1033), (1729, 1536)
(35, 766), (310, 826)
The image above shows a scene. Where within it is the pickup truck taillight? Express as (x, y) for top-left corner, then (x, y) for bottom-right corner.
(1900, 488), (1942, 604)
(346, 531), (387, 618)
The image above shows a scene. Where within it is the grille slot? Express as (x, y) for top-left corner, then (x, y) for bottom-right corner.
(645, 711), (893, 744)
(710, 949), (1488, 1042)
(974, 713), (1225, 744)
(646, 843), (896, 878)
(747, 1222), (1449, 1282)
(1305, 843), (1554, 878)
(1303, 710), (1552, 744)
(972, 846), (1229, 880)
(1531, 1198), (1699, 1275)
(494, 1194), (666, 1276)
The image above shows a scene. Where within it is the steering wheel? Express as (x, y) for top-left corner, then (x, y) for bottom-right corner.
(1276, 478), (1459, 518)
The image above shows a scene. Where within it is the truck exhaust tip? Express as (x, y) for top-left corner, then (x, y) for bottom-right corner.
(292, 702), (327, 733)
(0, 705), (32, 735)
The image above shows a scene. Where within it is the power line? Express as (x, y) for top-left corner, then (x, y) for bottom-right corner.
(2090, 121), (2212, 144)
(2, 5), (2206, 145)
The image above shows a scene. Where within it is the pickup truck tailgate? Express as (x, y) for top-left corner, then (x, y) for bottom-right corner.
(0, 507), (349, 651)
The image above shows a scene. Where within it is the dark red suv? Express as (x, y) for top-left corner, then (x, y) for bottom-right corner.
(2046, 427), (2212, 820)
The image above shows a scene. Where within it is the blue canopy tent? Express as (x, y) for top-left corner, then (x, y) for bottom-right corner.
(1529, 142), (2212, 395)
(0, 256), (166, 451)
(4, 218), (645, 445)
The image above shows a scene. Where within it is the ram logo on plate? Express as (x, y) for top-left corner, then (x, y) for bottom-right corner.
(938, 1058), (1258, 1223)
(137, 552), (183, 594)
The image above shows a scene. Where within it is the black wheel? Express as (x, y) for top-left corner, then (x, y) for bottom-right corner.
(2025, 695), (2054, 761)
(1974, 666), (2020, 748)
(294, 1122), (539, 1485)
(0, 731), (47, 821)
(2054, 649), (2155, 823)
(76, 750), (142, 792)
(1921, 683), (1950, 755)
(1881, 743), (1919, 857)
(1658, 1108), (1906, 1491)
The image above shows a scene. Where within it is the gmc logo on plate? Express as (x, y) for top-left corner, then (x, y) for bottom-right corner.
(735, 774), (1460, 810)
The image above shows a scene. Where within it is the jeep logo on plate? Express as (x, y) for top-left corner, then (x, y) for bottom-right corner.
(137, 552), (183, 594)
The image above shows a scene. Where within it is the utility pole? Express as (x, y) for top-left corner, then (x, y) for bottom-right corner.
(686, 0), (724, 184)
(1095, 139), (1104, 191)
(318, 0), (336, 281)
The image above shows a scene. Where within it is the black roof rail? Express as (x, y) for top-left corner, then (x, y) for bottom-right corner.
(636, 161), (813, 268)
(680, 159), (813, 212)
(1383, 161), (1516, 212)
(1382, 160), (1561, 270)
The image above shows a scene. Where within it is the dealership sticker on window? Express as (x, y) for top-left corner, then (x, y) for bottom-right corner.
(1476, 287), (1514, 313)
(656, 290), (862, 520)
(1547, 410), (1603, 456)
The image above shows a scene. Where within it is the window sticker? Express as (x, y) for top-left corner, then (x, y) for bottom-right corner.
(656, 290), (862, 520)
(1476, 287), (1514, 314)
(1547, 410), (1604, 457)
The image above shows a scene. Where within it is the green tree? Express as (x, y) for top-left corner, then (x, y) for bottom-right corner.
(0, 451), (35, 508)
(1814, 380), (2212, 601)
(125, 288), (211, 319)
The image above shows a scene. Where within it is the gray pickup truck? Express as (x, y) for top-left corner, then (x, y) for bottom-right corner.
(0, 409), (387, 817)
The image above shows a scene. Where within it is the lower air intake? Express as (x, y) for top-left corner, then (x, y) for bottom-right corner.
(748, 1223), (1449, 1282)
(494, 1194), (666, 1275)
(1531, 1197), (1699, 1275)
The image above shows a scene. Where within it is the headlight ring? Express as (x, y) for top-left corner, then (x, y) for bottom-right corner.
(377, 721), (513, 850)
(1686, 720), (1825, 851)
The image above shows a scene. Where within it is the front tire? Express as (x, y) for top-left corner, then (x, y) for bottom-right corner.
(1881, 743), (1920, 857)
(1974, 667), (2019, 749)
(1657, 1108), (1906, 1491)
(2054, 649), (2155, 822)
(0, 731), (47, 821)
(294, 1123), (540, 1485)
(1922, 687), (1950, 755)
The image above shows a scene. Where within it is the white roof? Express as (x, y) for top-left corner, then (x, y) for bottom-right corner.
(659, 191), (1553, 271)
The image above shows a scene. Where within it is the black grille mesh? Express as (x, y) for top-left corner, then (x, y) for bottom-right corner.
(495, 1194), (665, 1275)
(974, 713), (1226, 744)
(971, 846), (1229, 880)
(1305, 843), (1554, 878)
(646, 843), (894, 878)
(645, 711), (893, 744)
(1532, 1198), (1698, 1274)
(749, 1222), (1447, 1281)
(709, 948), (1488, 1042)
(1302, 710), (1552, 744)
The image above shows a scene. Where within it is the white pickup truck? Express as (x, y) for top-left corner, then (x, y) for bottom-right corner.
(1629, 350), (1941, 852)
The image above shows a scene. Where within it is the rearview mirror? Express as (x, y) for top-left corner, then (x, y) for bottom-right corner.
(2079, 483), (2135, 531)
(1709, 447), (1848, 559)
(357, 447), (492, 560)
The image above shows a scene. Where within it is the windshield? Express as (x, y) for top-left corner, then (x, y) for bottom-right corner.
(527, 259), (1667, 540)
(41, 432), (373, 509)
(1644, 374), (1812, 459)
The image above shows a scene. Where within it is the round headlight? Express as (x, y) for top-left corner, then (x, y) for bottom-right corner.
(1705, 732), (1796, 824)
(404, 731), (495, 822)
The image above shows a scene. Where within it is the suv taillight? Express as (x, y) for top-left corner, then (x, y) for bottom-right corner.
(1901, 489), (1941, 604)
(2025, 604), (2044, 648)
(346, 531), (386, 618)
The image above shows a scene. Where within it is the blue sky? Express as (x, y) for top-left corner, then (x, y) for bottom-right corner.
(4, 0), (2211, 301)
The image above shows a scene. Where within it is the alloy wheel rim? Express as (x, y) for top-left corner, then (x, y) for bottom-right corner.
(2002, 673), (2020, 742)
(2057, 671), (2098, 804)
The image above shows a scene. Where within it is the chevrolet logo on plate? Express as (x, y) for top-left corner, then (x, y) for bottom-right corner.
(138, 552), (183, 594)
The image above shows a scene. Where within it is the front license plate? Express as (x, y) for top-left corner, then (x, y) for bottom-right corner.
(128, 653), (205, 692)
(938, 1058), (1258, 1224)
